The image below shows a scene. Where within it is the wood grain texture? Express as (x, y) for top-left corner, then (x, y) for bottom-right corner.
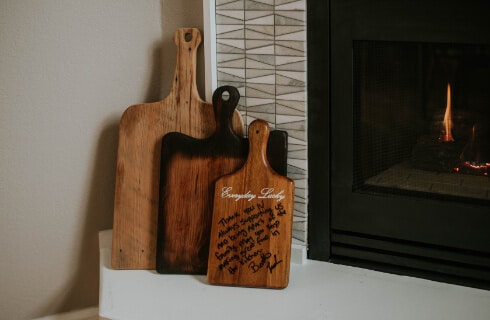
(156, 86), (288, 274)
(207, 120), (295, 289)
(111, 28), (244, 270)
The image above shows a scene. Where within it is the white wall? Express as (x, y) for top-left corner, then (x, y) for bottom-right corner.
(0, 1), (204, 318)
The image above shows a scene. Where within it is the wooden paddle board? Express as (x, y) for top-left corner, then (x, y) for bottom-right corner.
(207, 119), (295, 289)
(156, 86), (288, 274)
(111, 28), (244, 270)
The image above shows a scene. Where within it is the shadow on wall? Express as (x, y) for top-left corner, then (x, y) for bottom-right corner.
(34, 40), (167, 317)
(57, 118), (119, 313)
(33, 0), (207, 313)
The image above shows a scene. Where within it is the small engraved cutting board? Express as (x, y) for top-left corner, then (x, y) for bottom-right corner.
(207, 119), (295, 289)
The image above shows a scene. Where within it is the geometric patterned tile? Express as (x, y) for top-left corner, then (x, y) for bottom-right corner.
(276, 30), (307, 41)
(217, 43), (245, 54)
(275, 25), (305, 36)
(246, 86), (275, 99)
(218, 38), (246, 50)
(276, 115), (306, 125)
(218, 58), (246, 69)
(276, 99), (306, 113)
(276, 40), (306, 53)
(246, 67), (275, 78)
(217, 24), (244, 34)
(246, 58), (275, 69)
(282, 127), (307, 140)
(217, 53), (246, 63)
(217, 0), (242, 4)
(246, 74), (275, 84)
(276, 103), (304, 116)
(218, 70), (245, 82)
(275, 0), (306, 10)
(275, 44), (305, 56)
(246, 54), (275, 66)
(245, 10), (274, 21)
(217, 13), (245, 25)
(246, 15), (275, 26)
(246, 45), (275, 55)
(276, 91), (306, 102)
(275, 55), (306, 65)
(215, 0), (308, 245)
(218, 0), (245, 9)
(245, 0), (274, 10)
(245, 27), (275, 39)
(276, 84), (305, 95)
(275, 11), (306, 25)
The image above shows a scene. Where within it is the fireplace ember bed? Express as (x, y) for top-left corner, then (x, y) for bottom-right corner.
(307, 0), (490, 289)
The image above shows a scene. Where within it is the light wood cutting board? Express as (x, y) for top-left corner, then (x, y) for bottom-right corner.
(111, 28), (244, 270)
(207, 119), (295, 289)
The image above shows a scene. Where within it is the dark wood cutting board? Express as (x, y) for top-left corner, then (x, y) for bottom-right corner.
(156, 86), (288, 274)
(111, 28), (245, 270)
(207, 119), (294, 289)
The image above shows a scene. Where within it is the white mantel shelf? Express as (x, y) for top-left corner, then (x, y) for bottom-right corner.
(99, 230), (490, 320)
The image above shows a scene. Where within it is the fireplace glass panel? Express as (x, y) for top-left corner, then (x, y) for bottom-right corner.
(353, 41), (490, 203)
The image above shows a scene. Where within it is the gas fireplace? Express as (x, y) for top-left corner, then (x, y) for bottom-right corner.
(354, 41), (490, 201)
(308, 0), (490, 289)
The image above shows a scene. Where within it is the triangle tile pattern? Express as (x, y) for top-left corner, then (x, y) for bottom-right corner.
(215, 0), (307, 244)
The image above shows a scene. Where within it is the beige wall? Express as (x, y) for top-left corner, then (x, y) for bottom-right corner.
(0, 1), (204, 318)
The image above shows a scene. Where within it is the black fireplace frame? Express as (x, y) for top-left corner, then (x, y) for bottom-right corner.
(307, 0), (490, 289)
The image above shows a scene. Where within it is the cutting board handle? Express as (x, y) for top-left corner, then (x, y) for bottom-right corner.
(212, 85), (241, 137)
(170, 28), (202, 102)
(246, 119), (272, 172)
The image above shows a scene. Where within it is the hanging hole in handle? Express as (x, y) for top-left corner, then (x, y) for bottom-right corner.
(221, 91), (230, 101)
(185, 32), (192, 42)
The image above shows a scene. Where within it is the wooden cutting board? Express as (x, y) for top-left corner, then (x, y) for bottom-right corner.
(156, 86), (288, 274)
(111, 28), (244, 270)
(207, 119), (295, 289)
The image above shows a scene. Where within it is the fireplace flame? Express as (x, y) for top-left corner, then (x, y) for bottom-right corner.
(438, 83), (455, 142)
(458, 124), (490, 176)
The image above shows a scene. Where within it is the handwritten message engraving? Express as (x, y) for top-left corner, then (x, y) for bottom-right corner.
(212, 188), (288, 277)
(208, 172), (294, 289)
